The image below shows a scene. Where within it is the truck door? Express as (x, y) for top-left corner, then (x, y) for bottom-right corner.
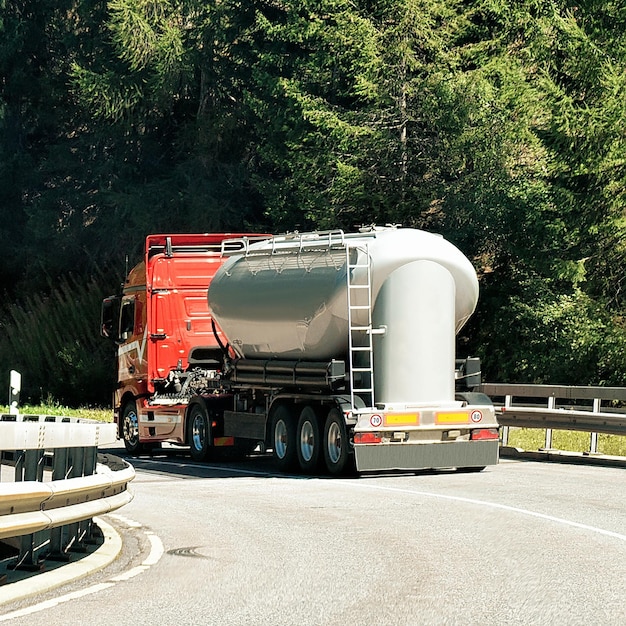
(116, 293), (147, 385)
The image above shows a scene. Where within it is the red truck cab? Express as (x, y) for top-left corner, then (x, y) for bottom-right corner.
(101, 233), (267, 453)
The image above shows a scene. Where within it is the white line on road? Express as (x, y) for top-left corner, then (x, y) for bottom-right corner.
(134, 457), (626, 542)
(349, 481), (626, 543)
(143, 532), (165, 566)
(0, 520), (164, 622)
(0, 583), (116, 621)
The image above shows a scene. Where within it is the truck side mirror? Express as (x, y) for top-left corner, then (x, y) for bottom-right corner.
(101, 296), (121, 341)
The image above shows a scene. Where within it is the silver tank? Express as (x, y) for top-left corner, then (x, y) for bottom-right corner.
(209, 227), (479, 404)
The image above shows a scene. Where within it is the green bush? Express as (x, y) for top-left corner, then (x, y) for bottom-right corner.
(473, 286), (626, 386)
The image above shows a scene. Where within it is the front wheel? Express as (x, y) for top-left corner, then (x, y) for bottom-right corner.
(323, 408), (352, 476)
(122, 401), (142, 455)
(187, 400), (212, 462)
(271, 405), (297, 472)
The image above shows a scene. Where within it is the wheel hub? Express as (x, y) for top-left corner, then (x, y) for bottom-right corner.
(192, 415), (206, 450)
(327, 422), (341, 464)
(300, 420), (315, 462)
(124, 411), (139, 445)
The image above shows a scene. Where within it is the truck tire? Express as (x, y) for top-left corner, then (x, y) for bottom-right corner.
(323, 408), (352, 476)
(122, 400), (143, 455)
(296, 406), (321, 473)
(271, 405), (297, 472)
(188, 400), (212, 462)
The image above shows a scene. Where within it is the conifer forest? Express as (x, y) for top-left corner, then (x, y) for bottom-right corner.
(1, 1), (625, 405)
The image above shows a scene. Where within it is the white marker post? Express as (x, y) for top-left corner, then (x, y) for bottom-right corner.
(9, 369), (21, 415)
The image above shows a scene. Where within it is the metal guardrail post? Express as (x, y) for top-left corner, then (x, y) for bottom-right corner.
(81, 445), (100, 547)
(590, 398), (600, 454)
(543, 397), (555, 450)
(67, 446), (87, 554)
(500, 395), (511, 446)
(24, 449), (45, 482)
(48, 446), (70, 562)
(85, 446), (97, 474)
(13, 451), (24, 482)
(15, 447), (47, 571)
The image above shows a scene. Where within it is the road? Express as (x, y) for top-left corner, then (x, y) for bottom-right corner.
(0, 447), (625, 625)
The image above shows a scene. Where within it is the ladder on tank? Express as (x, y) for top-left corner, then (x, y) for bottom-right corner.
(346, 243), (377, 409)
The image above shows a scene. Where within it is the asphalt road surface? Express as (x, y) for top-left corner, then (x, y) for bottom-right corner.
(0, 446), (624, 625)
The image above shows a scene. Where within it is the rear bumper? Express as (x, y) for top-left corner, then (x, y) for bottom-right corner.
(354, 439), (499, 472)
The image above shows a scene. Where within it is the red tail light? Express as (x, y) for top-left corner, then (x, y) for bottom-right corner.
(470, 428), (499, 441)
(354, 432), (382, 444)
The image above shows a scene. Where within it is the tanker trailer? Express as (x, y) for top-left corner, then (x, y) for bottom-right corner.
(208, 226), (499, 474)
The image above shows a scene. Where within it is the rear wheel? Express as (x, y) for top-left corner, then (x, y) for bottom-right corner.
(122, 401), (142, 455)
(323, 408), (351, 476)
(188, 400), (212, 462)
(296, 406), (321, 473)
(272, 405), (297, 472)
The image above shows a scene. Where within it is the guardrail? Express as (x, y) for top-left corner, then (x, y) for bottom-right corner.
(0, 414), (134, 578)
(479, 383), (626, 455)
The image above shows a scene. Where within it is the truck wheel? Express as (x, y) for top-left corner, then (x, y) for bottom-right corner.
(296, 406), (321, 473)
(188, 401), (212, 462)
(122, 401), (142, 455)
(271, 405), (297, 472)
(323, 408), (351, 476)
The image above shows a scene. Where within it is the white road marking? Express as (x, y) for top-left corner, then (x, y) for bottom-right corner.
(142, 532), (164, 566)
(0, 519), (163, 621)
(137, 457), (626, 542)
(0, 584), (115, 621)
(350, 481), (626, 543)
(3, 460), (620, 621)
(108, 566), (148, 582)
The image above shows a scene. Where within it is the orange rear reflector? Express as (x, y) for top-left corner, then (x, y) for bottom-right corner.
(213, 436), (235, 447)
(435, 412), (469, 424)
(384, 413), (420, 426)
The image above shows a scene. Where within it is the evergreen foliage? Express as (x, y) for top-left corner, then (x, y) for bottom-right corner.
(0, 273), (117, 405)
(0, 0), (625, 403)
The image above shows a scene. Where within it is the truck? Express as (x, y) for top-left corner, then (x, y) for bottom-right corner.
(101, 226), (499, 475)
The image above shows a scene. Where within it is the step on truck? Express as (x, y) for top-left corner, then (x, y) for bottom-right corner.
(101, 226), (499, 475)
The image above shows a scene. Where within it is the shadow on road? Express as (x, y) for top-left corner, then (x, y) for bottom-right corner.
(98, 444), (471, 481)
(98, 445), (294, 480)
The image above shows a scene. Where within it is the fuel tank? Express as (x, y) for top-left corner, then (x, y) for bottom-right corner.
(208, 227), (479, 403)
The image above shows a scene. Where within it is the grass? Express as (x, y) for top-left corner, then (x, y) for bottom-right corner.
(0, 404), (113, 423)
(506, 427), (626, 457)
